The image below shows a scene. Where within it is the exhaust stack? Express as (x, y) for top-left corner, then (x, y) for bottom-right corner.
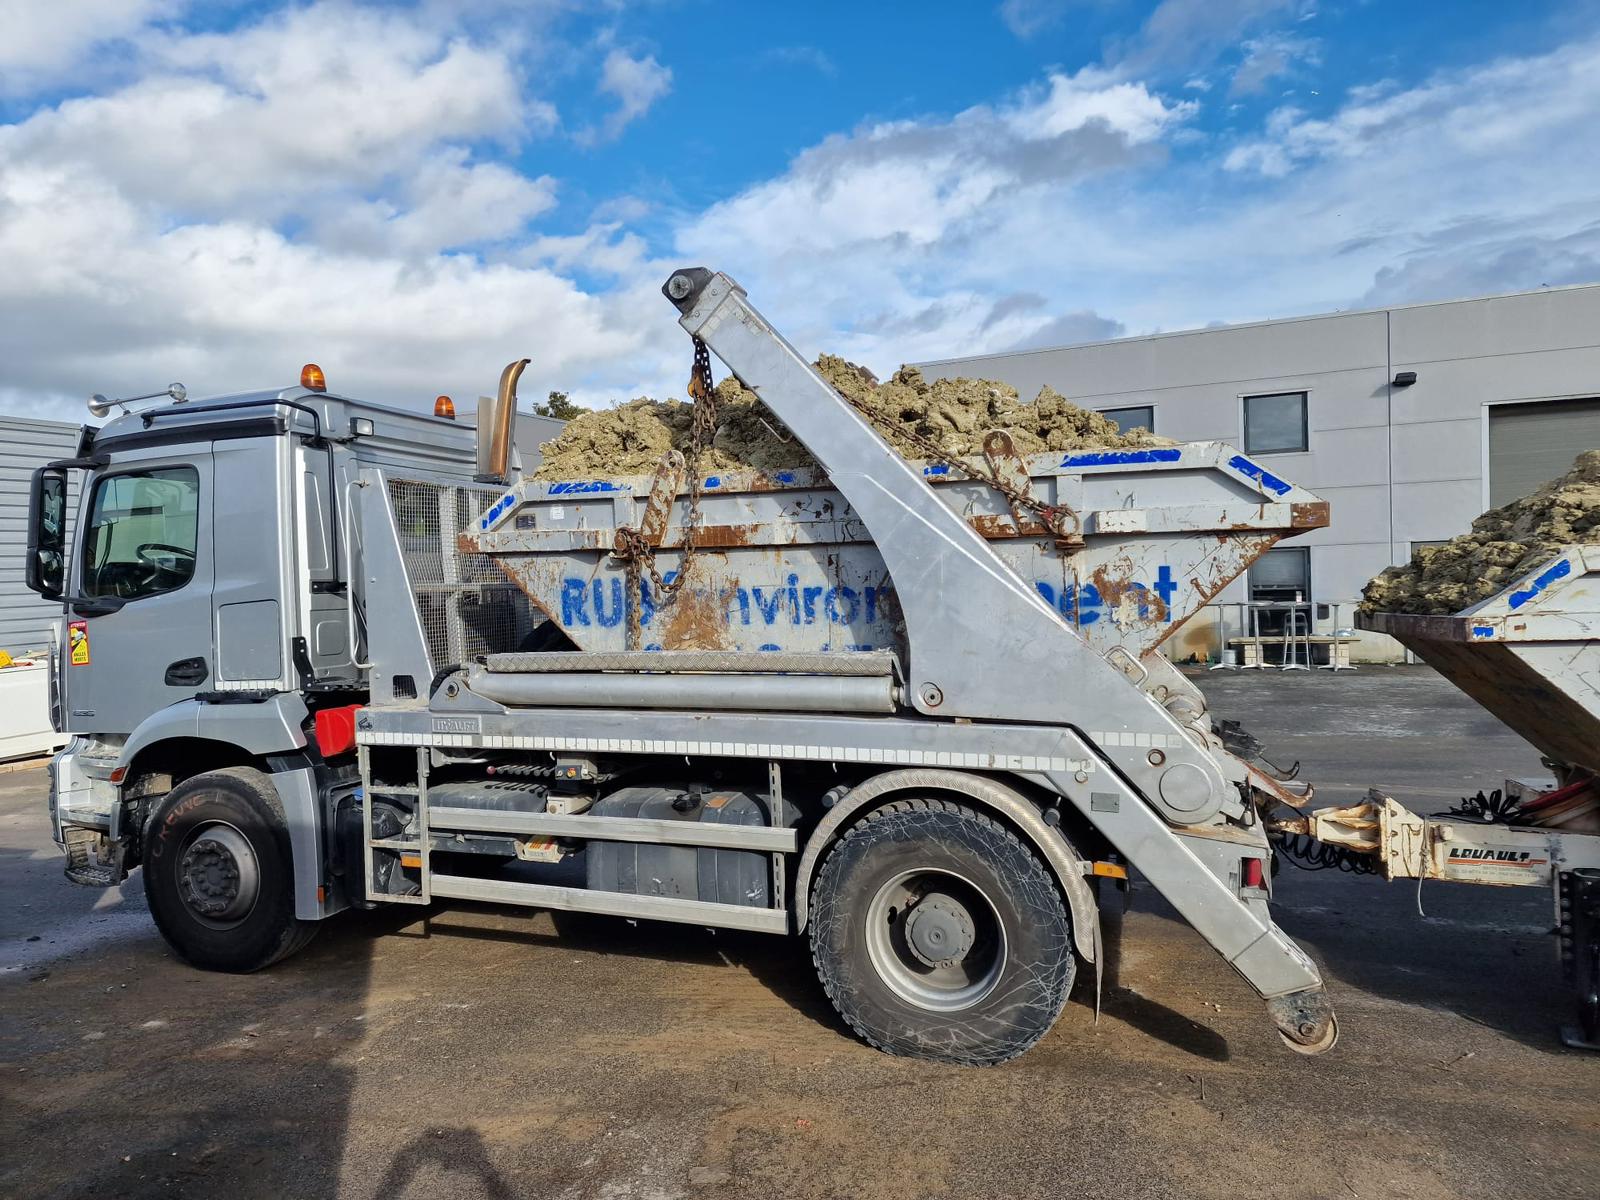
(476, 358), (529, 484)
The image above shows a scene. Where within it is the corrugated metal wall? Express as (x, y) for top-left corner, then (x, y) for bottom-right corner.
(1, 416), (82, 655)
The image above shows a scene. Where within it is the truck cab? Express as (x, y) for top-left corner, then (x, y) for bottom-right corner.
(23, 375), (517, 960)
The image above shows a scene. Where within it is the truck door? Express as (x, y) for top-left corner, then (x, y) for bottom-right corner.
(61, 450), (214, 735)
(210, 437), (294, 692)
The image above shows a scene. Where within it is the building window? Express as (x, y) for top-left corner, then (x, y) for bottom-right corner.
(1249, 546), (1310, 604)
(1247, 546), (1311, 657)
(1243, 391), (1308, 454)
(1099, 405), (1155, 436)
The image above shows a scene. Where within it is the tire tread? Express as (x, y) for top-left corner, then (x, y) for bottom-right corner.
(808, 796), (1073, 1065)
(142, 766), (319, 973)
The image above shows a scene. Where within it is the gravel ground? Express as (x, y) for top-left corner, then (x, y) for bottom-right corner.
(2, 666), (1597, 1200)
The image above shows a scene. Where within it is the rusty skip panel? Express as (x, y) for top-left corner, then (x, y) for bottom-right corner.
(466, 440), (1326, 657)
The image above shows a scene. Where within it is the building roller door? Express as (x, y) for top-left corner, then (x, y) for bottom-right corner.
(1488, 398), (1600, 506)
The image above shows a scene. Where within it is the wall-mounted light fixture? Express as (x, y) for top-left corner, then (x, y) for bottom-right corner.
(1392, 371), (1418, 387)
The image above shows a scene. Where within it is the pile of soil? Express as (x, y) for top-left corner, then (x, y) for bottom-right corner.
(1361, 449), (1600, 615)
(532, 356), (1172, 480)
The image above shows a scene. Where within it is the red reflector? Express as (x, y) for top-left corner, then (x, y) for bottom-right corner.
(314, 705), (363, 758)
(1242, 857), (1265, 889)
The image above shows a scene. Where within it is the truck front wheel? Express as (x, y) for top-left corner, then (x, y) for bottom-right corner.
(809, 797), (1075, 1065)
(142, 767), (318, 972)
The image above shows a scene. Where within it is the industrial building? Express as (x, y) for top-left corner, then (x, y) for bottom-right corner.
(917, 284), (1600, 662)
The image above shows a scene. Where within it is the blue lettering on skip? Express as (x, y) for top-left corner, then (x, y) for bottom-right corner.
(558, 575), (892, 633)
(1059, 448), (1183, 468)
(1227, 454), (1292, 496)
(1034, 565), (1177, 627)
(480, 490), (519, 529)
(557, 571), (1176, 635)
(1508, 556), (1571, 610)
(592, 579), (625, 627)
(560, 578), (589, 625)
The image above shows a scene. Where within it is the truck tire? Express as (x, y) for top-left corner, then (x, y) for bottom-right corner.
(809, 797), (1075, 1065)
(142, 767), (319, 972)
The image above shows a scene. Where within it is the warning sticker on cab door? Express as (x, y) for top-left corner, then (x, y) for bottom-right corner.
(68, 621), (89, 666)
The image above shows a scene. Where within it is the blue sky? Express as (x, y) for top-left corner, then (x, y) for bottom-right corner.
(2, 0), (1597, 419)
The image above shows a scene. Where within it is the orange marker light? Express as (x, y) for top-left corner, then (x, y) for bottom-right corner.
(301, 363), (327, 392)
(434, 395), (456, 419)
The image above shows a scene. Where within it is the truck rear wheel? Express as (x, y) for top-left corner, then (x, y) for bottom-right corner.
(142, 767), (318, 972)
(809, 797), (1075, 1065)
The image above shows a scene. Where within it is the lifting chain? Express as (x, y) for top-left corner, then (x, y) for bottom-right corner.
(832, 389), (1081, 547)
(615, 337), (1076, 646)
(614, 336), (717, 648)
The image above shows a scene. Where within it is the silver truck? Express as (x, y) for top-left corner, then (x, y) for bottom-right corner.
(26, 268), (1341, 1065)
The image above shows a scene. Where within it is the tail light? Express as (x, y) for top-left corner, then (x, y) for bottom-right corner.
(314, 705), (363, 758)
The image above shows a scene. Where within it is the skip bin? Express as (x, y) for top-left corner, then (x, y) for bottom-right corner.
(1360, 545), (1600, 777)
(467, 440), (1327, 659)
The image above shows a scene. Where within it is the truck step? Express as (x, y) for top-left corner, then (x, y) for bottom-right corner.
(64, 862), (123, 887)
(62, 827), (124, 887)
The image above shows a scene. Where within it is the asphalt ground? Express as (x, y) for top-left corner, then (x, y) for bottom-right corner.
(3, 666), (1598, 1200)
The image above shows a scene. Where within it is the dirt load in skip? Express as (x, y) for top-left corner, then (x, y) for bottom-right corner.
(533, 356), (1174, 481)
(1360, 449), (1600, 616)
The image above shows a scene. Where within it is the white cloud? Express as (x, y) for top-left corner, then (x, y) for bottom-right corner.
(1226, 39), (1600, 181)
(1113, 0), (1301, 76)
(1230, 32), (1319, 96)
(309, 154), (560, 256)
(1, 5), (541, 224)
(675, 68), (1195, 369)
(999, 0), (1072, 39)
(0, 0), (181, 91)
(579, 48), (672, 145)
(1012, 68), (1194, 143)
(0, 3), (678, 423)
(1008, 309), (1127, 351)
(0, 156), (659, 418)
(762, 46), (836, 76)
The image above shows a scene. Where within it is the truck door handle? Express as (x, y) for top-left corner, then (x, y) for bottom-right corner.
(164, 657), (209, 687)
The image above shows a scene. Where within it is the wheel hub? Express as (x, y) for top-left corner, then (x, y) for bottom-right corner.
(864, 868), (1008, 1013)
(178, 824), (260, 924)
(904, 896), (975, 968)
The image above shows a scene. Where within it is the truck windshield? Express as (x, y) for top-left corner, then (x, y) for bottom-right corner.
(82, 467), (200, 600)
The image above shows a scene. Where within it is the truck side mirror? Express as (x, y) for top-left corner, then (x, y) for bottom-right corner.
(25, 467), (68, 600)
